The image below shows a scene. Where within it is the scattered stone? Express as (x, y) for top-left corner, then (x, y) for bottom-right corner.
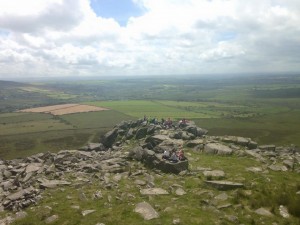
(134, 180), (147, 186)
(283, 160), (294, 169)
(255, 207), (273, 217)
(175, 188), (186, 196)
(173, 218), (181, 224)
(268, 165), (288, 172)
(15, 211), (28, 220)
(246, 167), (263, 173)
(134, 202), (159, 220)
(225, 215), (239, 223)
(279, 205), (290, 218)
(215, 192), (228, 201)
(140, 188), (169, 195)
(45, 215), (59, 224)
(82, 210), (96, 216)
(205, 180), (244, 190)
(217, 203), (232, 209)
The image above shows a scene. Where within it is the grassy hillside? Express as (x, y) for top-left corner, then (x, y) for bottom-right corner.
(0, 111), (134, 159)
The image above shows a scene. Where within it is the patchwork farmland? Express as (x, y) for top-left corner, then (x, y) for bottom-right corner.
(18, 104), (109, 115)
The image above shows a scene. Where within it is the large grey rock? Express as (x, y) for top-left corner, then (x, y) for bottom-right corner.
(102, 128), (118, 148)
(155, 159), (189, 174)
(135, 127), (148, 139)
(184, 126), (198, 136)
(145, 135), (170, 147)
(128, 146), (146, 161)
(134, 202), (159, 220)
(126, 128), (134, 139)
(196, 127), (208, 137)
(186, 139), (204, 148)
(204, 143), (233, 155)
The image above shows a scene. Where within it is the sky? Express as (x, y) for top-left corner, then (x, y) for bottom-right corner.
(0, 0), (300, 78)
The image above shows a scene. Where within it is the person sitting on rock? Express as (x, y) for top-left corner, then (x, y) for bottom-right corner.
(165, 118), (173, 129)
(162, 150), (170, 160)
(177, 149), (186, 161)
(179, 118), (187, 128)
(169, 149), (178, 163)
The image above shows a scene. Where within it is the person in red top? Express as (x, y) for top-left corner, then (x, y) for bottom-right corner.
(177, 148), (185, 161)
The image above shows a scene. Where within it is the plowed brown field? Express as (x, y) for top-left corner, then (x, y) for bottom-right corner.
(19, 104), (109, 115)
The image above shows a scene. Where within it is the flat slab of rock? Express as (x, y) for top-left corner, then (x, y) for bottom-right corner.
(134, 202), (159, 220)
(7, 187), (35, 201)
(204, 143), (233, 155)
(26, 163), (43, 173)
(268, 164), (288, 172)
(259, 145), (276, 151)
(39, 180), (71, 189)
(140, 188), (169, 195)
(205, 180), (244, 190)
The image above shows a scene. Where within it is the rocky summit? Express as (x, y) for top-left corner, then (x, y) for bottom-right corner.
(0, 119), (299, 224)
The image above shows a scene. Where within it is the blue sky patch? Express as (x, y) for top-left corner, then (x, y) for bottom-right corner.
(215, 31), (237, 42)
(90, 0), (145, 26)
(0, 29), (9, 36)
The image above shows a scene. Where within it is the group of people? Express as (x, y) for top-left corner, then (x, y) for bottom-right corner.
(143, 115), (175, 129)
(162, 147), (186, 163)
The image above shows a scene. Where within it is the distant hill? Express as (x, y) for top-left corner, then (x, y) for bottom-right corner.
(0, 80), (66, 113)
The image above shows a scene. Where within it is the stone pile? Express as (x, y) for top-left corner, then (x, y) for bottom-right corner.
(0, 149), (129, 212)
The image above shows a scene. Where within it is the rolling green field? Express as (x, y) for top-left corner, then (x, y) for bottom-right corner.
(86, 99), (300, 147)
(0, 110), (134, 159)
(1, 74), (300, 159)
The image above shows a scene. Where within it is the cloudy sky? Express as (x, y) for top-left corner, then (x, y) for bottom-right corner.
(0, 0), (300, 78)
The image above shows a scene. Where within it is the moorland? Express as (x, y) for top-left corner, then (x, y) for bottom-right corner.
(0, 74), (300, 159)
(0, 74), (300, 225)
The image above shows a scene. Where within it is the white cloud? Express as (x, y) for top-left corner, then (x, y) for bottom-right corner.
(0, 0), (299, 78)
